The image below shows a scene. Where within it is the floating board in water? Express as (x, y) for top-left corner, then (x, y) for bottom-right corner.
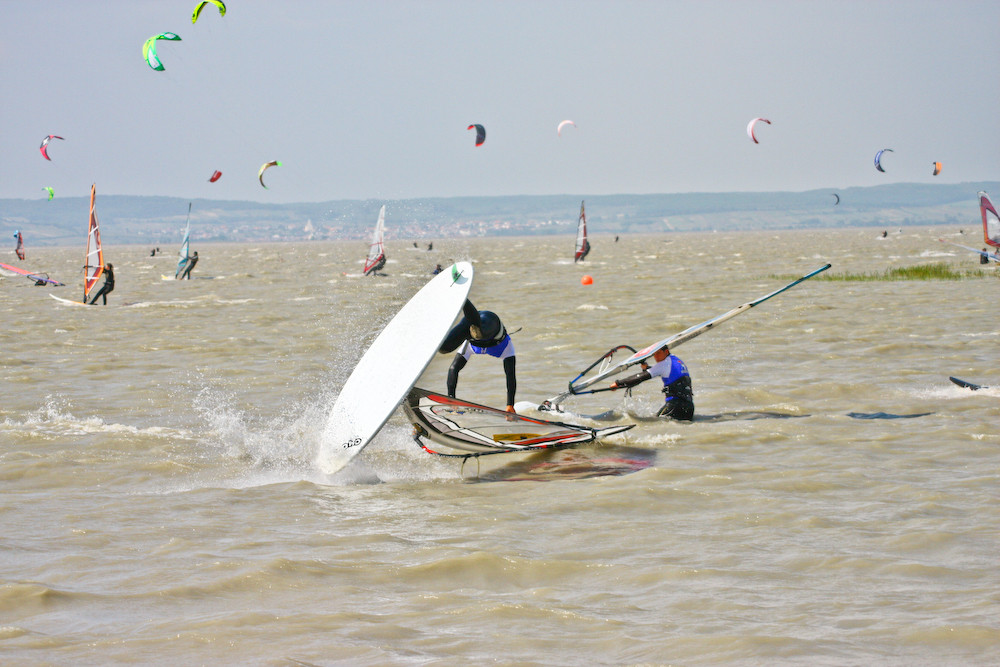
(318, 262), (474, 474)
(405, 388), (633, 458)
(949, 376), (989, 391)
(50, 293), (90, 306)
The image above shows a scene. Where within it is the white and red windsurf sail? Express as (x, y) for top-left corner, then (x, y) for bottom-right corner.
(574, 200), (590, 262)
(980, 191), (1000, 249)
(83, 184), (104, 302)
(363, 205), (386, 275)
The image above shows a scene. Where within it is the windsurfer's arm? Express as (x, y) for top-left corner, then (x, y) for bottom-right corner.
(503, 356), (516, 412)
(610, 369), (651, 391)
(447, 355), (467, 397)
(462, 300), (480, 327)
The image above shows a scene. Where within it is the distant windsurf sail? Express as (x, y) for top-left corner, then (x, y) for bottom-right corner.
(980, 191), (1000, 249)
(363, 205), (386, 275)
(83, 184), (105, 302)
(14, 230), (25, 260)
(404, 387), (633, 458)
(574, 200), (590, 262)
(0, 262), (63, 286)
(175, 202), (193, 279)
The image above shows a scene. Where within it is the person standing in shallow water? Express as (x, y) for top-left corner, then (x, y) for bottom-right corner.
(439, 299), (517, 412)
(608, 344), (694, 421)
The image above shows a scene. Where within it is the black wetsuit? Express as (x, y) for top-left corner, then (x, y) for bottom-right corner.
(88, 267), (115, 305)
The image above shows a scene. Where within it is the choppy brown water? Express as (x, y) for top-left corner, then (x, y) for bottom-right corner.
(1, 226), (998, 665)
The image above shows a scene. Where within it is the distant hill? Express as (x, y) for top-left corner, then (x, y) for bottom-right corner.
(2, 182), (996, 247)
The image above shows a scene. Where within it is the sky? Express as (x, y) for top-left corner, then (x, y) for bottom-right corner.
(2, 0), (999, 204)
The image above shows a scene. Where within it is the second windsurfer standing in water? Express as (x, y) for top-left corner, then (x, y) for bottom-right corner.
(439, 300), (517, 413)
(88, 263), (115, 305)
(608, 345), (694, 421)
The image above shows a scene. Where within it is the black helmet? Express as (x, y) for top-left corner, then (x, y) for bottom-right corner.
(470, 310), (505, 346)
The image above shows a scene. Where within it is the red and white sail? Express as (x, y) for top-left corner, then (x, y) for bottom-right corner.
(83, 184), (104, 302)
(363, 205), (386, 275)
(574, 200), (590, 262)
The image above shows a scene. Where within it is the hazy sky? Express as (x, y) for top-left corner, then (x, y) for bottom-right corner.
(3, 1), (998, 204)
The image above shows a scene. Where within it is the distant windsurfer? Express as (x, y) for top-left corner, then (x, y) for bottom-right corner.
(365, 255), (386, 276)
(432, 264), (443, 275)
(180, 251), (199, 279)
(440, 300), (517, 413)
(575, 239), (591, 263)
(88, 263), (114, 305)
(608, 345), (694, 421)
(981, 248), (990, 264)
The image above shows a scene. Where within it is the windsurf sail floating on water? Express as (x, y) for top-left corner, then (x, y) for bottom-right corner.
(363, 205), (386, 276)
(404, 387), (634, 458)
(175, 202), (193, 279)
(83, 184), (105, 303)
(980, 191), (1000, 249)
(574, 200), (591, 262)
(541, 263), (832, 409)
(14, 231), (25, 260)
(0, 262), (64, 286)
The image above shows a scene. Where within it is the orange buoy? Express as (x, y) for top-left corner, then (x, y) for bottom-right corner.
(581, 275), (593, 285)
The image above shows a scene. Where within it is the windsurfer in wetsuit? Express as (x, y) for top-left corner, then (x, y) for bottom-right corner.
(180, 251), (199, 279)
(439, 299), (517, 412)
(608, 345), (693, 421)
(88, 263), (115, 306)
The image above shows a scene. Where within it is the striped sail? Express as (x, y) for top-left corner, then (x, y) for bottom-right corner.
(83, 184), (104, 301)
(363, 205), (386, 275)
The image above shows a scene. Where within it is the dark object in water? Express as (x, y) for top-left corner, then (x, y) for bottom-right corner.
(847, 411), (933, 420)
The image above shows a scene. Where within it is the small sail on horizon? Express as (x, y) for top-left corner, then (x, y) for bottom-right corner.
(83, 184), (105, 303)
(574, 200), (590, 263)
(363, 205), (387, 276)
(175, 202), (193, 279)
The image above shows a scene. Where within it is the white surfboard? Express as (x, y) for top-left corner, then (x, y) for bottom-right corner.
(50, 293), (90, 307)
(318, 261), (474, 474)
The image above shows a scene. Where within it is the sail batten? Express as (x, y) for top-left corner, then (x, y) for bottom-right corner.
(83, 184), (104, 301)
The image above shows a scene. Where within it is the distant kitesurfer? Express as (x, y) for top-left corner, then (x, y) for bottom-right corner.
(88, 263), (115, 306)
(427, 242), (433, 251)
(440, 299), (517, 413)
(981, 248), (990, 264)
(432, 264), (443, 275)
(614, 235), (619, 242)
(608, 345), (693, 421)
(180, 251), (199, 279)
(413, 242), (419, 248)
(881, 231), (888, 238)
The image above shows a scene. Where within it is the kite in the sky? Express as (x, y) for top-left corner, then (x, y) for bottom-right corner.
(208, 170), (222, 182)
(258, 160), (281, 189)
(192, 0), (226, 23)
(557, 120), (576, 137)
(746, 117), (771, 144)
(831, 193), (840, 205)
(874, 148), (893, 173)
(467, 124), (486, 147)
(39, 135), (64, 161)
(932, 161), (942, 176)
(42, 187), (54, 201)
(143, 32), (182, 71)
